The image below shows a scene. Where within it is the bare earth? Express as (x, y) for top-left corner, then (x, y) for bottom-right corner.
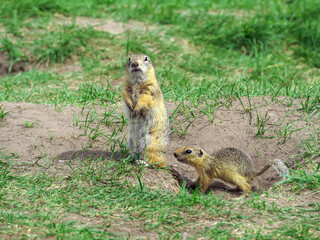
(0, 97), (312, 198)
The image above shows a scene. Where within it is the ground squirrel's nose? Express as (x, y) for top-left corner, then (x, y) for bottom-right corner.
(173, 153), (177, 158)
(131, 61), (139, 68)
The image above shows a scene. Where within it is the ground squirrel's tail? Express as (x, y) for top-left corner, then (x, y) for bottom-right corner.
(254, 159), (289, 179)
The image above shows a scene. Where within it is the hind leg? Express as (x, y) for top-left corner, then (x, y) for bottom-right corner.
(145, 150), (167, 167)
(230, 173), (251, 192)
(149, 154), (167, 167)
(142, 129), (168, 167)
(144, 136), (167, 167)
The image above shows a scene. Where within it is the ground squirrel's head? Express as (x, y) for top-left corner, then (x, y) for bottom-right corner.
(174, 146), (206, 167)
(125, 54), (155, 83)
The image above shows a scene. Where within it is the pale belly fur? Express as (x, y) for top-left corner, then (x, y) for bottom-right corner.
(124, 105), (153, 156)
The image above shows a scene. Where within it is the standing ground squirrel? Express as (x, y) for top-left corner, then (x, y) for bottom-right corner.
(122, 54), (169, 167)
(174, 146), (289, 193)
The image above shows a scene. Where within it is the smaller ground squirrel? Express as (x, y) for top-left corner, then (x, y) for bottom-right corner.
(122, 54), (169, 167)
(174, 146), (289, 193)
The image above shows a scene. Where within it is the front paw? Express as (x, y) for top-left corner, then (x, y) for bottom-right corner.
(133, 103), (145, 112)
(126, 101), (134, 110)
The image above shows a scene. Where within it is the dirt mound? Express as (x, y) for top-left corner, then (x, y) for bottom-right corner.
(0, 98), (312, 197)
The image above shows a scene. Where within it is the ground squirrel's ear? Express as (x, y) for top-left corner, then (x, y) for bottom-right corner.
(198, 149), (203, 157)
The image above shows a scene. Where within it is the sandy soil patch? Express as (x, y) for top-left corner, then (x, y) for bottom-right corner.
(0, 98), (313, 198)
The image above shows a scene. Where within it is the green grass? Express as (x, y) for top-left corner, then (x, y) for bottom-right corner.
(0, 0), (320, 238)
(0, 0), (319, 105)
(31, 25), (92, 64)
(0, 105), (9, 119)
(23, 120), (36, 128)
(0, 37), (25, 62)
(1, 153), (319, 239)
(285, 170), (320, 193)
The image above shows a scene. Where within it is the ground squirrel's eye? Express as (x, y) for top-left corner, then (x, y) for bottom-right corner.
(186, 149), (192, 154)
(128, 57), (131, 61)
(144, 57), (148, 62)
